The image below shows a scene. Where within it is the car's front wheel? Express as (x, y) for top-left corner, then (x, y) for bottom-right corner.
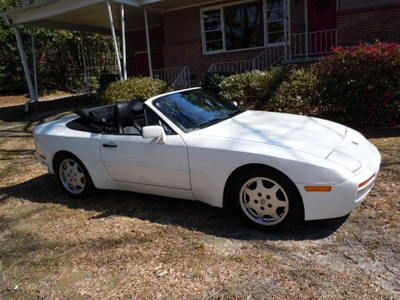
(231, 167), (303, 230)
(55, 153), (94, 198)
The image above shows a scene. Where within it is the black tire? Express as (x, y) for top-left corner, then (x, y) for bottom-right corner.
(54, 153), (95, 198)
(229, 166), (304, 230)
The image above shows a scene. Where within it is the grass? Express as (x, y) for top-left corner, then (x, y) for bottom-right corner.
(0, 109), (399, 299)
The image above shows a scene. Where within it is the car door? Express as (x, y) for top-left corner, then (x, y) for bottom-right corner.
(100, 107), (191, 190)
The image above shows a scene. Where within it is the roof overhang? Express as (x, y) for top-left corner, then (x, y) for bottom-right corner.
(4, 0), (163, 33)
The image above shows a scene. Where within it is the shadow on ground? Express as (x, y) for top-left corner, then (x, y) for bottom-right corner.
(0, 94), (96, 123)
(362, 128), (400, 139)
(0, 174), (348, 241)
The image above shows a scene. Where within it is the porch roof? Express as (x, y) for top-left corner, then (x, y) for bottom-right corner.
(3, 0), (163, 33)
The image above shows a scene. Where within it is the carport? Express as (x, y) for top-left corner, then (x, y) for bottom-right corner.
(2, 0), (162, 106)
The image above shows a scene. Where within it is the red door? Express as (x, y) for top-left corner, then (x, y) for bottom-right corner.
(135, 52), (150, 77)
(308, 0), (337, 55)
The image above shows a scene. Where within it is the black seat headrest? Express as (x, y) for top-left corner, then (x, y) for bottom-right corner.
(115, 102), (133, 129)
(128, 100), (144, 115)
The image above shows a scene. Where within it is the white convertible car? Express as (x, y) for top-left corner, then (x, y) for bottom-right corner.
(34, 88), (381, 229)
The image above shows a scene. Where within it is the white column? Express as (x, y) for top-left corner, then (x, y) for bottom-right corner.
(106, 0), (123, 80)
(304, 0), (309, 58)
(14, 25), (38, 108)
(287, 0), (292, 60)
(31, 32), (39, 100)
(80, 33), (90, 95)
(121, 4), (127, 80)
(144, 8), (153, 78)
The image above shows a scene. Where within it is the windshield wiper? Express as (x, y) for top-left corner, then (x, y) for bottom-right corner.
(196, 110), (245, 129)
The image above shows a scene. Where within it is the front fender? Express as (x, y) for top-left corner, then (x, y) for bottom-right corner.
(186, 135), (352, 208)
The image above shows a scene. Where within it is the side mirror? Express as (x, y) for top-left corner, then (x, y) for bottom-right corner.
(142, 125), (167, 144)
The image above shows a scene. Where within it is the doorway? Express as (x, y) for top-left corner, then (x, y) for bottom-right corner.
(135, 52), (150, 76)
(308, 0), (337, 54)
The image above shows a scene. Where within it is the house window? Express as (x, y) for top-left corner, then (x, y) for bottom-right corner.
(224, 2), (264, 50)
(265, 0), (285, 44)
(202, 9), (224, 52)
(201, 1), (264, 54)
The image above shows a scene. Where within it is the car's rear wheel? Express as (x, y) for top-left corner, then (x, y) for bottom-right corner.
(231, 167), (303, 230)
(55, 153), (94, 198)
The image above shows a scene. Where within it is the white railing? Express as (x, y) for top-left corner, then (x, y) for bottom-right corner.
(207, 29), (337, 74)
(171, 66), (191, 90)
(207, 45), (285, 74)
(290, 29), (337, 58)
(253, 45), (286, 70)
(208, 59), (255, 74)
(153, 66), (191, 90)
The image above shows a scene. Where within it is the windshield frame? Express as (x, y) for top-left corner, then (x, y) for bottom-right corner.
(151, 88), (245, 133)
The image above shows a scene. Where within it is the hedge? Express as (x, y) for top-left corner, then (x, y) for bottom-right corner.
(219, 67), (290, 108)
(98, 77), (171, 103)
(207, 42), (400, 127)
(313, 42), (400, 127)
(217, 66), (318, 114)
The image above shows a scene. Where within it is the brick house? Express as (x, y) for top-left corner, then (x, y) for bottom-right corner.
(136, 0), (400, 81)
(4, 0), (400, 101)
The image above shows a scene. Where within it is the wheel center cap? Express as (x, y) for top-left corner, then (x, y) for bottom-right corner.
(261, 199), (266, 205)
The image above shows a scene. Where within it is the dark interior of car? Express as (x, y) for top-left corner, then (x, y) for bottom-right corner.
(67, 100), (163, 135)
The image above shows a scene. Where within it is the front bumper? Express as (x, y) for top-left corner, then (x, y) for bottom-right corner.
(299, 132), (381, 221)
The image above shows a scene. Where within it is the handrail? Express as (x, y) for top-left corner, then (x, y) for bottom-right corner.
(171, 66), (191, 90)
(153, 66), (191, 90)
(207, 29), (337, 74)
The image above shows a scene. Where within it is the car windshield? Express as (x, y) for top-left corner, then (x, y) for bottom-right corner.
(153, 89), (244, 132)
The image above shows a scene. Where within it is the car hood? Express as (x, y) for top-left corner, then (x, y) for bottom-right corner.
(193, 110), (347, 158)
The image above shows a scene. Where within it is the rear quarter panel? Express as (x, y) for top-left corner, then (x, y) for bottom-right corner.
(34, 118), (113, 189)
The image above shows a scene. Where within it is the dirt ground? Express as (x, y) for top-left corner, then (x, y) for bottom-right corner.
(0, 105), (399, 299)
(0, 93), (74, 108)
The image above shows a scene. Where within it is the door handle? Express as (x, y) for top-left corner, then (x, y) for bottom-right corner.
(102, 143), (117, 148)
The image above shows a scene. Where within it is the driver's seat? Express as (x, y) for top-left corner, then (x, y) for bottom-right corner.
(114, 100), (144, 134)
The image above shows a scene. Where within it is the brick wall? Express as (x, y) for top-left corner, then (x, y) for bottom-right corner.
(338, 3), (400, 46)
(126, 26), (163, 76)
(163, 0), (306, 82)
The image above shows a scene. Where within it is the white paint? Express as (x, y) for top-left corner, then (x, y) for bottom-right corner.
(34, 88), (381, 222)
(14, 25), (37, 108)
(144, 8), (153, 77)
(8, 0), (104, 25)
(31, 32), (39, 101)
(80, 33), (90, 95)
(106, 0), (123, 80)
(142, 125), (167, 143)
(121, 4), (127, 80)
(304, 0), (309, 57)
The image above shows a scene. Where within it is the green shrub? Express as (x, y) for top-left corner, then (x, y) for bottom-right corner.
(98, 77), (171, 103)
(268, 67), (319, 115)
(219, 67), (289, 108)
(313, 42), (400, 127)
(201, 72), (232, 94)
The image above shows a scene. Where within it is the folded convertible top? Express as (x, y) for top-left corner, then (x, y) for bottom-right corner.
(75, 105), (115, 126)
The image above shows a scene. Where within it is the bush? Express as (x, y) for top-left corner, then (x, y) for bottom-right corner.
(98, 77), (171, 103)
(268, 67), (319, 115)
(219, 67), (289, 108)
(314, 42), (400, 127)
(201, 72), (232, 94)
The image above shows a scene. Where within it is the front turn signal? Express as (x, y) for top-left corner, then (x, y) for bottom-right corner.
(358, 174), (375, 188)
(304, 186), (332, 192)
